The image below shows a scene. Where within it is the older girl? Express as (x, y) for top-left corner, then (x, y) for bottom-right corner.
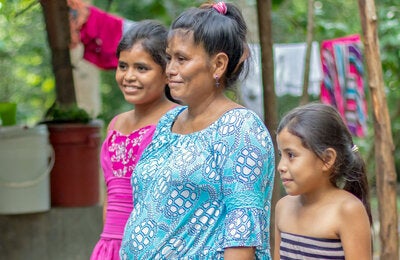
(90, 20), (178, 260)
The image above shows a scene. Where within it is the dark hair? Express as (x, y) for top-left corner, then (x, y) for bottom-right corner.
(277, 103), (372, 225)
(116, 20), (178, 103)
(169, 2), (249, 88)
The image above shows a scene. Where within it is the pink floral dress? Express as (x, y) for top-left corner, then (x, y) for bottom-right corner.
(90, 116), (155, 260)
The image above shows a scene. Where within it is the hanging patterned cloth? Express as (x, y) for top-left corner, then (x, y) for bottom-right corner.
(320, 34), (368, 137)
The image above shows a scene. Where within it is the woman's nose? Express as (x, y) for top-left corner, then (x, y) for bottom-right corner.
(125, 69), (136, 81)
(166, 60), (177, 77)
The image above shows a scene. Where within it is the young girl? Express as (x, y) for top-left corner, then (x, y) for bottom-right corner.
(90, 20), (178, 260)
(274, 103), (372, 259)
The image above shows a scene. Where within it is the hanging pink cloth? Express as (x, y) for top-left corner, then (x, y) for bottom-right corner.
(79, 6), (123, 70)
(320, 34), (367, 137)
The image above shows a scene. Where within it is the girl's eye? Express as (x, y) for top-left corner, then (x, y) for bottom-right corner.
(287, 152), (295, 159)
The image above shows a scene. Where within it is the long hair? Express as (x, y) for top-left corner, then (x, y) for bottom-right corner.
(277, 103), (372, 225)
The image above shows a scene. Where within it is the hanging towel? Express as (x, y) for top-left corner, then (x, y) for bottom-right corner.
(239, 43), (323, 118)
(320, 34), (367, 137)
(274, 42), (323, 96)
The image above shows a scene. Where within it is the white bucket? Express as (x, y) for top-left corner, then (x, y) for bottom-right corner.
(0, 125), (54, 214)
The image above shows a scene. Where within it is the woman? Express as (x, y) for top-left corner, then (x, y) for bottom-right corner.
(90, 20), (178, 260)
(120, 2), (275, 259)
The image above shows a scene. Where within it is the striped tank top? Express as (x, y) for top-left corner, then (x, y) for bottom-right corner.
(280, 232), (345, 259)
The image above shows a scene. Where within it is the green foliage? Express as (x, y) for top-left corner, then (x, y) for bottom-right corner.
(272, 0), (361, 43)
(376, 1), (400, 178)
(42, 103), (90, 124)
(0, 0), (54, 126)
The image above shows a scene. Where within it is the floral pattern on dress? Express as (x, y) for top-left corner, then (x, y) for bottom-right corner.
(108, 126), (152, 177)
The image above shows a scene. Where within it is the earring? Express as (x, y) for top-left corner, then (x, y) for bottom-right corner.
(214, 75), (220, 88)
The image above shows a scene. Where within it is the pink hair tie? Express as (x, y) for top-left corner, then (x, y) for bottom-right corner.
(213, 2), (227, 15)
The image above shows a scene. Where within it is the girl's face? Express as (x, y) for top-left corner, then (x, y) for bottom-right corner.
(166, 31), (216, 105)
(116, 42), (168, 106)
(276, 128), (327, 196)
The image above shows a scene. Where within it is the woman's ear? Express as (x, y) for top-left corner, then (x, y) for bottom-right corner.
(164, 73), (169, 85)
(213, 52), (229, 78)
(322, 148), (337, 172)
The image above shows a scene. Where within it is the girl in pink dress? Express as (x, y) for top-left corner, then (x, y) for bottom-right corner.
(90, 20), (178, 260)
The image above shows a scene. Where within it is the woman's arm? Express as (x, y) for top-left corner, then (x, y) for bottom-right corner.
(224, 247), (255, 260)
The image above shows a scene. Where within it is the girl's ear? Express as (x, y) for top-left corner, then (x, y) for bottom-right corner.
(213, 52), (229, 78)
(322, 148), (337, 172)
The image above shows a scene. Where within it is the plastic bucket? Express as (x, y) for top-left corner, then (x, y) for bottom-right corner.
(47, 121), (102, 207)
(0, 125), (54, 214)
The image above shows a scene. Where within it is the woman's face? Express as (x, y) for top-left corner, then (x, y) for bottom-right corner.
(116, 42), (168, 106)
(166, 31), (216, 105)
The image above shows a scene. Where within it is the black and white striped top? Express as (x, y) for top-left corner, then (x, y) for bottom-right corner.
(279, 232), (345, 260)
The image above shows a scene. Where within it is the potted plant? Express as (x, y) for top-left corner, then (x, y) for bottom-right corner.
(40, 103), (103, 207)
(39, 0), (103, 207)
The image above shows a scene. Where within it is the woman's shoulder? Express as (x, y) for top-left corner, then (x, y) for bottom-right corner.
(218, 107), (265, 126)
(154, 105), (186, 132)
(108, 110), (134, 130)
(159, 106), (186, 123)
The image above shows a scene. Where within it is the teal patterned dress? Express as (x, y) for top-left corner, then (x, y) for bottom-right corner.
(120, 106), (275, 259)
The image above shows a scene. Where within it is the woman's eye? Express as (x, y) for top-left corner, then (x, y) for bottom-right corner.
(137, 66), (148, 72)
(288, 152), (295, 159)
(118, 63), (127, 70)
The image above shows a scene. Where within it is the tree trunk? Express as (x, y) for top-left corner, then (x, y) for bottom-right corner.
(357, 0), (399, 259)
(300, 0), (314, 105)
(256, 0), (280, 256)
(40, 0), (76, 106)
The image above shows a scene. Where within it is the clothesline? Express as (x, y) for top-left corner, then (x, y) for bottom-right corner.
(67, 2), (367, 137)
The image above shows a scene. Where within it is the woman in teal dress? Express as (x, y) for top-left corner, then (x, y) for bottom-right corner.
(120, 2), (275, 259)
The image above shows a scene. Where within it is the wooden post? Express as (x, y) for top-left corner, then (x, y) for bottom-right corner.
(357, 0), (399, 259)
(256, 0), (280, 255)
(40, 0), (76, 106)
(300, 0), (314, 105)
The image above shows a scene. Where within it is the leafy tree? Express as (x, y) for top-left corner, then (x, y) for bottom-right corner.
(0, 0), (54, 125)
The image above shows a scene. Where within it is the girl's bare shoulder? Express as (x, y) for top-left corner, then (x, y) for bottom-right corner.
(334, 190), (367, 217)
(275, 195), (299, 214)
